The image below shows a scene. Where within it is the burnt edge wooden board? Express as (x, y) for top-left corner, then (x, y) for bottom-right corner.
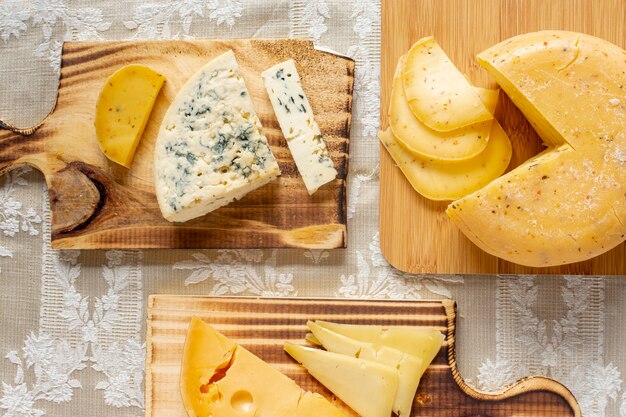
(379, 0), (626, 274)
(0, 39), (353, 249)
(146, 296), (580, 417)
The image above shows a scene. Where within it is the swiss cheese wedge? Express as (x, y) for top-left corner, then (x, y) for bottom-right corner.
(402, 37), (493, 131)
(307, 321), (422, 417)
(391, 56), (499, 161)
(180, 318), (347, 417)
(95, 64), (165, 167)
(313, 321), (444, 376)
(284, 343), (398, 417)
(447, 31), (626, 267)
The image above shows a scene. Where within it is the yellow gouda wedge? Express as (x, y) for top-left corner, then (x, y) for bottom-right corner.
(391, 56), (499, 161)
(402, 36), (493, 131)
(379, 123), (511, 201)
(180, 318), (346, 417)
(95, 64), (165, 167)
(447, 31), (626, 267)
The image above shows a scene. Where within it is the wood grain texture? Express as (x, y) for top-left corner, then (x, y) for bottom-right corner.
(379, 0), (626, 274)
(0, 39), (353, 249)
(146, 296), (580, 417)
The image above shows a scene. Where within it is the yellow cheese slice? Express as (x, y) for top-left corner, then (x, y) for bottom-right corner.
(402, 36), (493, 131)
(284, 343), (398, 417)
(307, 321), (422, 417)
(379, 122), (512, 200)
(313, 321), (444, 376)
(447, 31), (626, 267)
(180, 318), (346, 417)
(95, 64), (165, 167)
(391, 56), (499, 161)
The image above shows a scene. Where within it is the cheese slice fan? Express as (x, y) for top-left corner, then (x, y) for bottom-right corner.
(402, 36), (493, 131)
(284, 343), (398, 417)
(391, 56), (499, 161)
(95, 64), (165, 167)
(314, 321), (444, 376)
(447, 31), (626, 267)
(307, 321), (423, 417)
(181, 317), (347, 417)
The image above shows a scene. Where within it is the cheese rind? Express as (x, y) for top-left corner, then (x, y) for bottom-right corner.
(307, 321), (423, 417)
(262, 59), (338, 194)
(447, 31), (626, 267)
(180, 318), (346, 417)
(402, 37), (493, 131)
(154, 50), (280, 222)
(285, 343), (398, 417)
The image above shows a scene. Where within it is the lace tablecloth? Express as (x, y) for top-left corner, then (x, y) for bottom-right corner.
(1, 1), (625, 417)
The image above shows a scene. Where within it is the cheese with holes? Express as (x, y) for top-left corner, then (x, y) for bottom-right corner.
(313, 321), (444, 376)
(307, 321), (422, 417)
(391, 56), (499, 161)
(154, 50), (280, 222)
(284, 343), (398, 417)
(447, 31), (626, 267)
(180, 317), (347, 417)
(402, 36), (493, 131)
(95, 64), (165, 167)
(262, 59), (337, 194)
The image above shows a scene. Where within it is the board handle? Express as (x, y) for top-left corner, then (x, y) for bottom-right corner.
(0, 124), (46, 176)
(442, 301), (581, 417)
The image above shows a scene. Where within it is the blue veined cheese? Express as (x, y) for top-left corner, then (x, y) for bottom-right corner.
(262, 59), (338, 195)
(154, 50), (281, 222)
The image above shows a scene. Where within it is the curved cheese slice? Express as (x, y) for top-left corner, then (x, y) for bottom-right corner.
(154, 50), (280, 222)
(447, 31), (626, 267)
(379, 123), (512, 201)
(402, 36), (493, 131)
(180, 318), (347, 417)
(391, 56), (499, 161)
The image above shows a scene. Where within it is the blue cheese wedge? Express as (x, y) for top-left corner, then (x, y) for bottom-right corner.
(154, 50), (280, 222)
(262, 60), (337, 195)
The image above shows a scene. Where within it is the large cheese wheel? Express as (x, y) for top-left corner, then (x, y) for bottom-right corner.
(447, 31), (626, 267)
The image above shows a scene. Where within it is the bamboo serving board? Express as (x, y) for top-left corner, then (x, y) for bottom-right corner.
(379, 0), (626, 274)
(146, 296), (580, 417)
(0, 39), (353, 249)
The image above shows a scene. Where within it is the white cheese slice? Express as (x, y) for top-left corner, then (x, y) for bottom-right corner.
(154, 50), (280, 222)
(262, 59), (338, 195)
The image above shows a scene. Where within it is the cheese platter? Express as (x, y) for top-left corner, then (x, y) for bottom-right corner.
(0, 39), (353, 249)
(379, 0), (626, 274)
(146, 296), (580, 417)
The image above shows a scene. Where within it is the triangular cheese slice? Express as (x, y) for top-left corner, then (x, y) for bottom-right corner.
(154, 50), (280, 222)
(314, 321), (444, 376)
(284, 343), (398, 417)
(308, 321), (422, 417)
(180, 318), (346, 417)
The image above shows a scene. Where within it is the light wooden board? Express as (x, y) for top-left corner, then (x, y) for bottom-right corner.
(0, 39), (353, 249)
(379, 0), (626, 274)
(146, 296), (580, 417)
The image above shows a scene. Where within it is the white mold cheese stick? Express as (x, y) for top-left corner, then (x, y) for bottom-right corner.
(262, 59), (338, 195)
(154, 50), (280, 222)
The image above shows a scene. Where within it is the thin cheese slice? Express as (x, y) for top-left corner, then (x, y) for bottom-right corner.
(154, 50), (280, 222)
(307, 321), (423, 417)
(314, 321), (444, 376)
(180, 318), (347, 417)
(402, 36), (493, 131)
(447, 31), (626, 267)
(284, 343), (398, 417)
(262, 59), (338, 194)
(391, 56), (498, 161)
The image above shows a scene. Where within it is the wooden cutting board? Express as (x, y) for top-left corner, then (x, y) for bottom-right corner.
(379, 0), (626, 274)
(146, 296), (580, 417)
(0, 39), (353, 249)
